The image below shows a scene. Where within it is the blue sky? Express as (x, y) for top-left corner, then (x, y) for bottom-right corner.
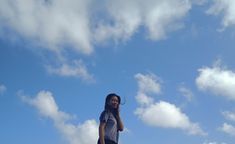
(1, 0), (235, 144)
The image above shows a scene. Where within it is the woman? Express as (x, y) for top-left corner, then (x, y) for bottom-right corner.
(97, 93), (124, 144)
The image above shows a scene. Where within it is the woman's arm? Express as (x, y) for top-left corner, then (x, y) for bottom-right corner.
(116, 107), (124, 131)
(116, 115), (124, 131)
(99, 122), (106, 144)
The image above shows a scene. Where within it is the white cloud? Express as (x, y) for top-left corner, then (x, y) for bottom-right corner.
(0, 0), (93, 54)
(207, 0), (235, 29)
(135, 92), (154, 106)
(135, 100), (206, 135)
(219, 123), (235, 137)
(46, 60), (95, 83)
(204, 142), (217, 144)
(196, 64), (235, 100)
(0, 84), (6, 95)
(0, 0), (193, 53)
(142, 0), (191, 40)
(135, 73), (162, 95)
(178, 85), (194, 102)
(134, 73), (206, 135)
(203, 141), (227, 144)
(222, 111), (235, 122)
(21, 90), (99, 144)
(95, 0), (192, 42)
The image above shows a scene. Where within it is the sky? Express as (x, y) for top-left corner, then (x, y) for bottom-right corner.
(1, 0), (235, 144)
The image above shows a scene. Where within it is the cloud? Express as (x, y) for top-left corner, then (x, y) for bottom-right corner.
(0, 0), (193, 53)
(219, 123), (235, 137)
(222, 111), (235, 122)
(95, 0), (192, 42)
(135, 73), (162, 95)
(178, 85), (194, 102)
(0, 84), (7, 95)
(0, 0), (93, 54)
(135, 92), (154, 106)
(134, 73), (206, 135)
(21, 90), (99, 144)
(203, 142), (218, 144)
(203, 141), (227, 144)
(196, 63), (235, 100)
(135, 100), (206, 135)
(207, 0), (235, 29)
(134, 73), (161, 106)
(46, 60), (95, 83)
(219, 110), (235, 137)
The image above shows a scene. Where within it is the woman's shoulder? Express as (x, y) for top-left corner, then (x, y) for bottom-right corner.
(100, 110), (114, 118)
(99, 110), (112, 121)
(100, 110), (111, 115)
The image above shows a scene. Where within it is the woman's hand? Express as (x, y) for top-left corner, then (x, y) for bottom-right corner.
(115, 105), (124, 131)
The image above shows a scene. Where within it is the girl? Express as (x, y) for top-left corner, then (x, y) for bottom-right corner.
(97, 93), (124, 144)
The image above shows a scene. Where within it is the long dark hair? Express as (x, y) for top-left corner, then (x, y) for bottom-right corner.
(104, 93), (121, 111)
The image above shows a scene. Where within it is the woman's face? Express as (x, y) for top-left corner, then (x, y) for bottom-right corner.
(109, 96), (119, 109)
